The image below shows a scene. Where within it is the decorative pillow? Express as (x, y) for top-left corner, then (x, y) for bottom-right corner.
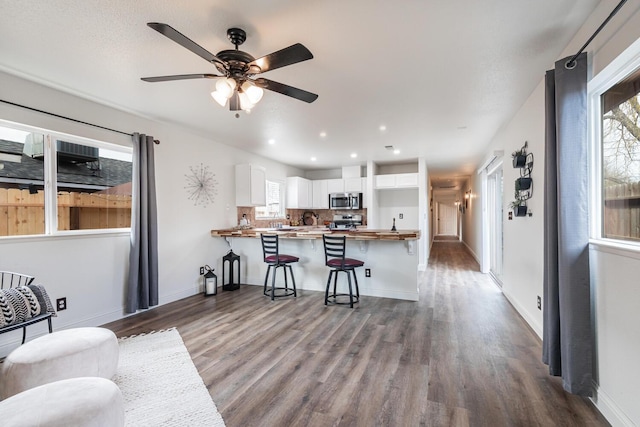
(0, 288), (32, 328)
(28, 284), (57, 317)
(0, 290), (17, 328)
(15, 285), (41, 317)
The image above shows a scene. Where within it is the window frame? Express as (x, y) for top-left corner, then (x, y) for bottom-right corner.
(0, 118), (133, 239)
(588, 37), (640, 251)
(255, 179), (286, 219)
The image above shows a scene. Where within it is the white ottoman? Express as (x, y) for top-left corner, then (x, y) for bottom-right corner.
(0, 327), (119, 399)
(0, 377), (124, 427)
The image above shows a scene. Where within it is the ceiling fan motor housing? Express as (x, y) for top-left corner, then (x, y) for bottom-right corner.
(215, 49), (256, 78)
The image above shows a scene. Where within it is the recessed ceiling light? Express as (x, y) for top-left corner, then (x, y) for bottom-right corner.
(319, 131), (327, 138)
(311, 157), (317, 161)
(350, 153), (357, 158)
(268, 139), (275, 144)
(393, 149), (400, 155)
(379, 125), (387, 131)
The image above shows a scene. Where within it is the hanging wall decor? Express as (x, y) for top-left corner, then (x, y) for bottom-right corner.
(184, 163), (218, 207)
(511, 142), (534, 217)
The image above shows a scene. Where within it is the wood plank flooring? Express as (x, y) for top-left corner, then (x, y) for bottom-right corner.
(103, 241), (609, 426)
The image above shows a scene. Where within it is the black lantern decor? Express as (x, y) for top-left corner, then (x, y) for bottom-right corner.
(203, 265), (217, 296)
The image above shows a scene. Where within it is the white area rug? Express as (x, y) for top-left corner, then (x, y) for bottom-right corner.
(114, 328), (225, 427)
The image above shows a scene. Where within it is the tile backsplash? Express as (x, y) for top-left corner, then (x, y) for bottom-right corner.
(236, 208), (367, 228)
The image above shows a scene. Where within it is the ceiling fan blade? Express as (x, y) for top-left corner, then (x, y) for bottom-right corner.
(254, 78), (318, 103)
(248, 43), (313, 74)
(229, 90), (241, 111)
(147, 22), (226, 67)
(141, 73), (222, 82)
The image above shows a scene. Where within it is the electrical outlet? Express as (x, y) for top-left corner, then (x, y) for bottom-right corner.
(399, 213), (403, 219)
(537, 296), (541, 310)
(200, 266), (205, 275)
(365, 268), (371, 277)
(56, 297), (67, 311)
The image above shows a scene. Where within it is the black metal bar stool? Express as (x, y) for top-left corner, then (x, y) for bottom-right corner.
(261, 234), (299, 300)
(322, 235), (364, 308)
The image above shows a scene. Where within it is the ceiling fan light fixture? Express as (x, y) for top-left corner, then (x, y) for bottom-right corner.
(211, 90), (229, 107)
(238, 91), (255, 111)
(215, 78), (236, 99)
(241, 81), (264, 104)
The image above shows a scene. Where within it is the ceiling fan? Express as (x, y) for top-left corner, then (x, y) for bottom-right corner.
(141, 23), (318, 112)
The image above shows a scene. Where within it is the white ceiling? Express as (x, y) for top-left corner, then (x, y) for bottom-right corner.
(0, 0), (600, 184)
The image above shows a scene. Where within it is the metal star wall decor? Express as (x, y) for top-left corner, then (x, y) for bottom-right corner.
(184, 163), (218, 207)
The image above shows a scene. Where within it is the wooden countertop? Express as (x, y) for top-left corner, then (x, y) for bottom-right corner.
(210, 226), (420, 241)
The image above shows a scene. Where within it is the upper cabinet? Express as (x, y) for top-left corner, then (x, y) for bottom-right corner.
(327, 179), (344, 194)
(312, 179), (329, 209)
(236, 164), (266, 206)
(344, 177), (363, 192)
(286, 176), (313, 209)
(374, 173), (419, 189)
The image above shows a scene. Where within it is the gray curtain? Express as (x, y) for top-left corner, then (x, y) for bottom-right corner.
(542, 53), (592, 396)
(126, 133), (159, 313)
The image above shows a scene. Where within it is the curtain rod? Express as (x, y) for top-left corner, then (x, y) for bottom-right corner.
(566, 0), (628, 69)
(0, 98), (163, 144)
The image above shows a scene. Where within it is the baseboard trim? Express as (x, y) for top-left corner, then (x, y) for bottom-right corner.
(462, 240), (481, 267)
(591, 381), (635, 427)
(502, 289), (543, 339)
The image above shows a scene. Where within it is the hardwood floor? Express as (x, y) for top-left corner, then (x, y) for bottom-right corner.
(103, 242), (609, 426)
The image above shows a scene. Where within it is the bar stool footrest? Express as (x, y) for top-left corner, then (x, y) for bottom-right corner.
(264, 287), (296, 298)
(326, 293), (360, 305)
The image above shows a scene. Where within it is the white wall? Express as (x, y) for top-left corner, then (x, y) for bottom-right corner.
(462, 174), (482, 265)
(376, 188), (419, 230)
(463, 1), (640, 425)
(0, 69), (302, 356)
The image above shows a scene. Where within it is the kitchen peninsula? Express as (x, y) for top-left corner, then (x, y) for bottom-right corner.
(211, 227), (421, 301)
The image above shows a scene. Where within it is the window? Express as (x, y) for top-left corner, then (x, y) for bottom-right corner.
(601, 68), (640, 242)
(255, 180), (284, 218)
(0, 120), (132, 237)
(590, 38), (640, 244)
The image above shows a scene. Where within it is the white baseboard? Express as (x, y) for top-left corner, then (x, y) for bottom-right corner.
(502, 289), (543, 339)
(462, 240), (481, 267)
(591, 381), (635, 427)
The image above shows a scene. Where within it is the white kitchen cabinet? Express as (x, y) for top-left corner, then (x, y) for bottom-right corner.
(327, 179), (344, 194)
(236, 164), (266, 206)
(374, 173), (419, 189)
(374, 174), (397, 189)
(286, 176), (313, 209)
(396, 173), (419, 187)
(312, 179), (329, 209)
(344, 177), (363, 192)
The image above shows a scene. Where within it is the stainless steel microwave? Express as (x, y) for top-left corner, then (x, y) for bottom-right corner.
(329, 192), (362, 210)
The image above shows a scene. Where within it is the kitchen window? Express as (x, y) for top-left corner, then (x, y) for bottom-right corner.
(589, 38), (640, 246)
(0, 120), (132, 237)
(255, 180), (284, 218)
